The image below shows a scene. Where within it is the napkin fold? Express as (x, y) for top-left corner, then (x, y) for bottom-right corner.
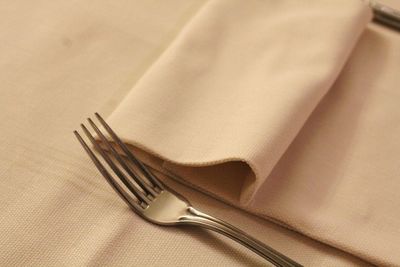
(109, 0), (371, 203)
(107, 0), (400, 265)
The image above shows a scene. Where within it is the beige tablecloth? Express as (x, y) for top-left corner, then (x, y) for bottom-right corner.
(1, 0), (399, 266)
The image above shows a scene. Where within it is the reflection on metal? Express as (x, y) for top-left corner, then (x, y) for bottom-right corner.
(370, 1), (400, 31)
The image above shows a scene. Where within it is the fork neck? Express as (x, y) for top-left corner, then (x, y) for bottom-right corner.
(179, 207), (302, 267)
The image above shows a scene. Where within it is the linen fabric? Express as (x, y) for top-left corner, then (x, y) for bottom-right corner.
(110, 0), (400, 266)
(110, 0), (371, 204)
(0, 0), (398, 266)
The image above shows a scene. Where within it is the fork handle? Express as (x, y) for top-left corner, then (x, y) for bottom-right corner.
(180, 207), (302, 267)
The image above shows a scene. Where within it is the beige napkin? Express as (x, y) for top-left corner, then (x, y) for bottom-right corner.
(110, 0), (371, 204)
(109, 0), (400, 266)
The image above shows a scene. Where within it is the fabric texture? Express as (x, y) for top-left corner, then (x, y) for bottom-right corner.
(0, 0), (399, 266)
(109, 0), (400, 266)
(110, 0), (371, 204)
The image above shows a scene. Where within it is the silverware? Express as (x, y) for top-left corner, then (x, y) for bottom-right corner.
(74, 113), (302, 267)
(370, 1), (400, 31)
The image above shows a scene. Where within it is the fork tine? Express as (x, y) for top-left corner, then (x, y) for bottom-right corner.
(74, 130), (142, 211)
(80, 123), (151, 205)
(87, 118), (158, 197)
(95, 113), (165, 191)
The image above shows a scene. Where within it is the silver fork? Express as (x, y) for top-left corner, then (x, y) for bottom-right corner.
(74, 113), (302, 267)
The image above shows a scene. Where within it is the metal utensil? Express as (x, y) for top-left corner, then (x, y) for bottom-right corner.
(74, 113), (302, 267)
(371, 1), (400, 31)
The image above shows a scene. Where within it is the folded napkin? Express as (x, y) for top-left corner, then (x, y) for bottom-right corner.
(110, 0), (371, 203)
(109, 0), (400, 265)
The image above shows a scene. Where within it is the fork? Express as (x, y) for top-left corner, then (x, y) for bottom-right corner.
(74, 113), (302, 267)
